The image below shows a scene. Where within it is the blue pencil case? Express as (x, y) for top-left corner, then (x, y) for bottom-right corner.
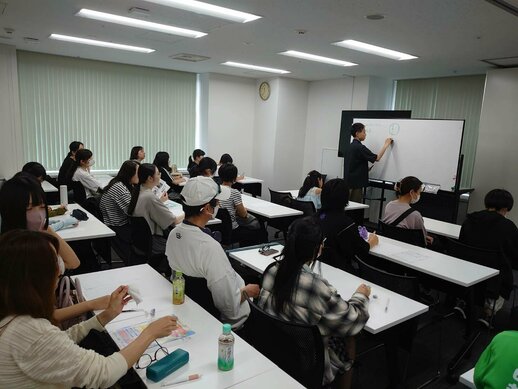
(146, 348), (189, 382)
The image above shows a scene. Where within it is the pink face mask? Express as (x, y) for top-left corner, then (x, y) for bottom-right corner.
(26, 207), (47, 231)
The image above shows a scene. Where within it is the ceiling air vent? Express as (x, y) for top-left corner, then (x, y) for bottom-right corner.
(485, 0), (518, 17)
(23, 37), (39, 43)
(169, 53), (210, 62)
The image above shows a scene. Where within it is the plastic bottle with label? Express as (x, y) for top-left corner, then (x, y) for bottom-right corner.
(218, 323), (234, 371)
(172, 271), (185, 305)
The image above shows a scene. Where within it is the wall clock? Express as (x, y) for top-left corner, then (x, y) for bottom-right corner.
(259, 81), (270, 101)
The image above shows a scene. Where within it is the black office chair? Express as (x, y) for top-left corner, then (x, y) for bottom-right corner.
(290, 198), (316, 216)
(70, 180), (87, 205)
(246, 299), (325, 389)
(128, 216), (171, 278)
(182, 274), (220, 319)
(378, 221), (426, 248)
(213, 208), (233, 247)
(268, 188), (293, 207)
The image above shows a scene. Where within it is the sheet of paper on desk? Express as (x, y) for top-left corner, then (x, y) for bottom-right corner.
(110, 320), (195, 349)
(378, 241), (408, 256)
(395, 250), (429, 262)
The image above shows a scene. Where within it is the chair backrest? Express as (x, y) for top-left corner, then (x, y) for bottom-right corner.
(128, 216), (153, 264)
(269, 188), (293, 207)
(290, 198), (316, 216)
(355, 255), (420, 300)
(70, 180), (87, 205)
(215, 207), (233, 246)
(182, 274), (220, 318)
(444, 238), (506, 300)
(378, 220), (426, 248)
(246, 299), (325, 389)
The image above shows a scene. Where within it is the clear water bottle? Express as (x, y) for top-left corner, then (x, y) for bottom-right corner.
(218, 323), (234, 371)
(172, 271), (185, 305)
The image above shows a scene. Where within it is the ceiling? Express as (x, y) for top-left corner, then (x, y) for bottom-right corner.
(1, 0), (517, 81)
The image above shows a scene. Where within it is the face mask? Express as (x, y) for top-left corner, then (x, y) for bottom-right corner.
(410, 193), (420, 204)
(26, 207), (47, 231)
(57, 255), (65, 275)
(88, 159), (95, 167)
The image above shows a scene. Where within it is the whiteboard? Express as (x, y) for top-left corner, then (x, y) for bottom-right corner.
(321, 148), (343, 180)
(354, 118), (464, 191)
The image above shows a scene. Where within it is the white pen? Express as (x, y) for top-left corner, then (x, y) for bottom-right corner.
(384, 298), (390, 312)
(161, 373), (202, 387)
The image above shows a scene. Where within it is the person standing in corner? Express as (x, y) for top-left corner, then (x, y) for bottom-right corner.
(347, 123), (393, 203)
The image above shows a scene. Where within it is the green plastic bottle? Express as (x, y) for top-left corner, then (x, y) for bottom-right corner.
(172, 271), (185, 305)
(218, 323), (234, 371)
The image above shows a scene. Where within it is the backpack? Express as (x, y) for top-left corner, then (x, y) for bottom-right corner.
(56, 276), (87, 330)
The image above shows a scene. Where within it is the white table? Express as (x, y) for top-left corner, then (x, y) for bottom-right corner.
(459, 368), (475, 388)
(237, 176), (263, 185)
(42, 180), (58, 193)
(226, 368), (304, 388)
(423, 217), (461, 239)
(76, 264), (300, 388)
(284, 190), (369, 211)
(241, 195), (302, 219)
(51, 203), (115, 241)
(370, 236), (499, 287)
(164, 200), (221, 226)
(228, 244), (428, 335)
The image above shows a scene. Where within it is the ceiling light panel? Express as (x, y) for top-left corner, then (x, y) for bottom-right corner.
(142, 0), (261, 23)
(49, 34), (155, 53)
(222, 61), (290, 74)
(76, 9), (206, 39)
(279, 50), (357, 67)
(333, 39), (417, 61)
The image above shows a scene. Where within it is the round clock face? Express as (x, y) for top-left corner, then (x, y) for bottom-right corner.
(259, 82), (270, 101)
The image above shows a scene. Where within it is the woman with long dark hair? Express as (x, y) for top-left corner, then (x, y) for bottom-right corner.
(128, 163), (180, 254)
(130, 146), (145, 163)
(0, 230), (178, 387)
(297, 170), (323, 210)
(67, 149), (103, 199)
(152, 152), (185, 195)
(257, 217), (370, 388)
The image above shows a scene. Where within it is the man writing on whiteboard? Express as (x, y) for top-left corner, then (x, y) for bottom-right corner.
(347, 123), (393, 203)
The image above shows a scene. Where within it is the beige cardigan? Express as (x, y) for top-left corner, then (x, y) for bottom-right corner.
(0, 315), (127, 388)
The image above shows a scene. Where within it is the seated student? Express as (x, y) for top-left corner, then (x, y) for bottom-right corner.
(0, 229), (178, 388)
(22, 161), (58, 189)
(99, 161), (139, 261)
(152, 151), (185, 197)
(257, 217), (370, 388)
(297, 170), (323, 210)
(216, 154), (244, 180)
(473, 330), (518, 389)
(187, 149), (205, 177)
(165, 176), (260, 329)
(191, 156), (217, 179)
(316, 179), (378, 271)
(381, 176), (433, 246)
(58, 141), (83, 186)
(67, 149), (103, 199)
(129, 146), (145, 163)
(219, 163), (267, 246)
(128, 163), (180, 254)
(459, 189), (517, 317)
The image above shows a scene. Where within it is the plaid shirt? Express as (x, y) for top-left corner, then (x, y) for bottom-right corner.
(257, 263), (369, 383)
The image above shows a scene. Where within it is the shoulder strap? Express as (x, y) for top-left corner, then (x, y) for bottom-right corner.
(389, 207), (417, 227)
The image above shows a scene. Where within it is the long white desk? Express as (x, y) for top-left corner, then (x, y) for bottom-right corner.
(370, 236), (499, 287)
(423, 217), (461, 239)
(42, 180), (58, 193)
(459, 368), (475, 388)
(51, 203), (115, 241)
(76, 264), (302, 388)
(284, 190), (369, 211)
(241, 195), (302, 219)
(228, 244), (428, 335)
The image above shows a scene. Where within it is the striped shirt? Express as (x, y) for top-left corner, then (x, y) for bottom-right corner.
(100, 181), (132, 226)
(219, 187), (243, 229)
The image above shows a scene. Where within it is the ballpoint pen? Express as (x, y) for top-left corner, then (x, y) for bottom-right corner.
(161, 373), (202, 387)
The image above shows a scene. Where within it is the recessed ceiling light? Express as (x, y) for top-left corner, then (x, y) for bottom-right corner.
(142, 0), (261, 23)
(222, 61), (290, 74)
(333, 39), (417, 61)
(279, 50), (357, 67)
(49, 34), (155, 53)
(76, 9), (206, 39)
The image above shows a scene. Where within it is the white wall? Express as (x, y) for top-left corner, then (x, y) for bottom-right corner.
(0, 44), (23, 179)
(204, 73), (256, 175)
(471, 67), (518, 222)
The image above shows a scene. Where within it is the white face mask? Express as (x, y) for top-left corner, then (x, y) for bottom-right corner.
(26, 207), (47, 231)
(88, 159), (95, 167)
(410, 192), (421, 204)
